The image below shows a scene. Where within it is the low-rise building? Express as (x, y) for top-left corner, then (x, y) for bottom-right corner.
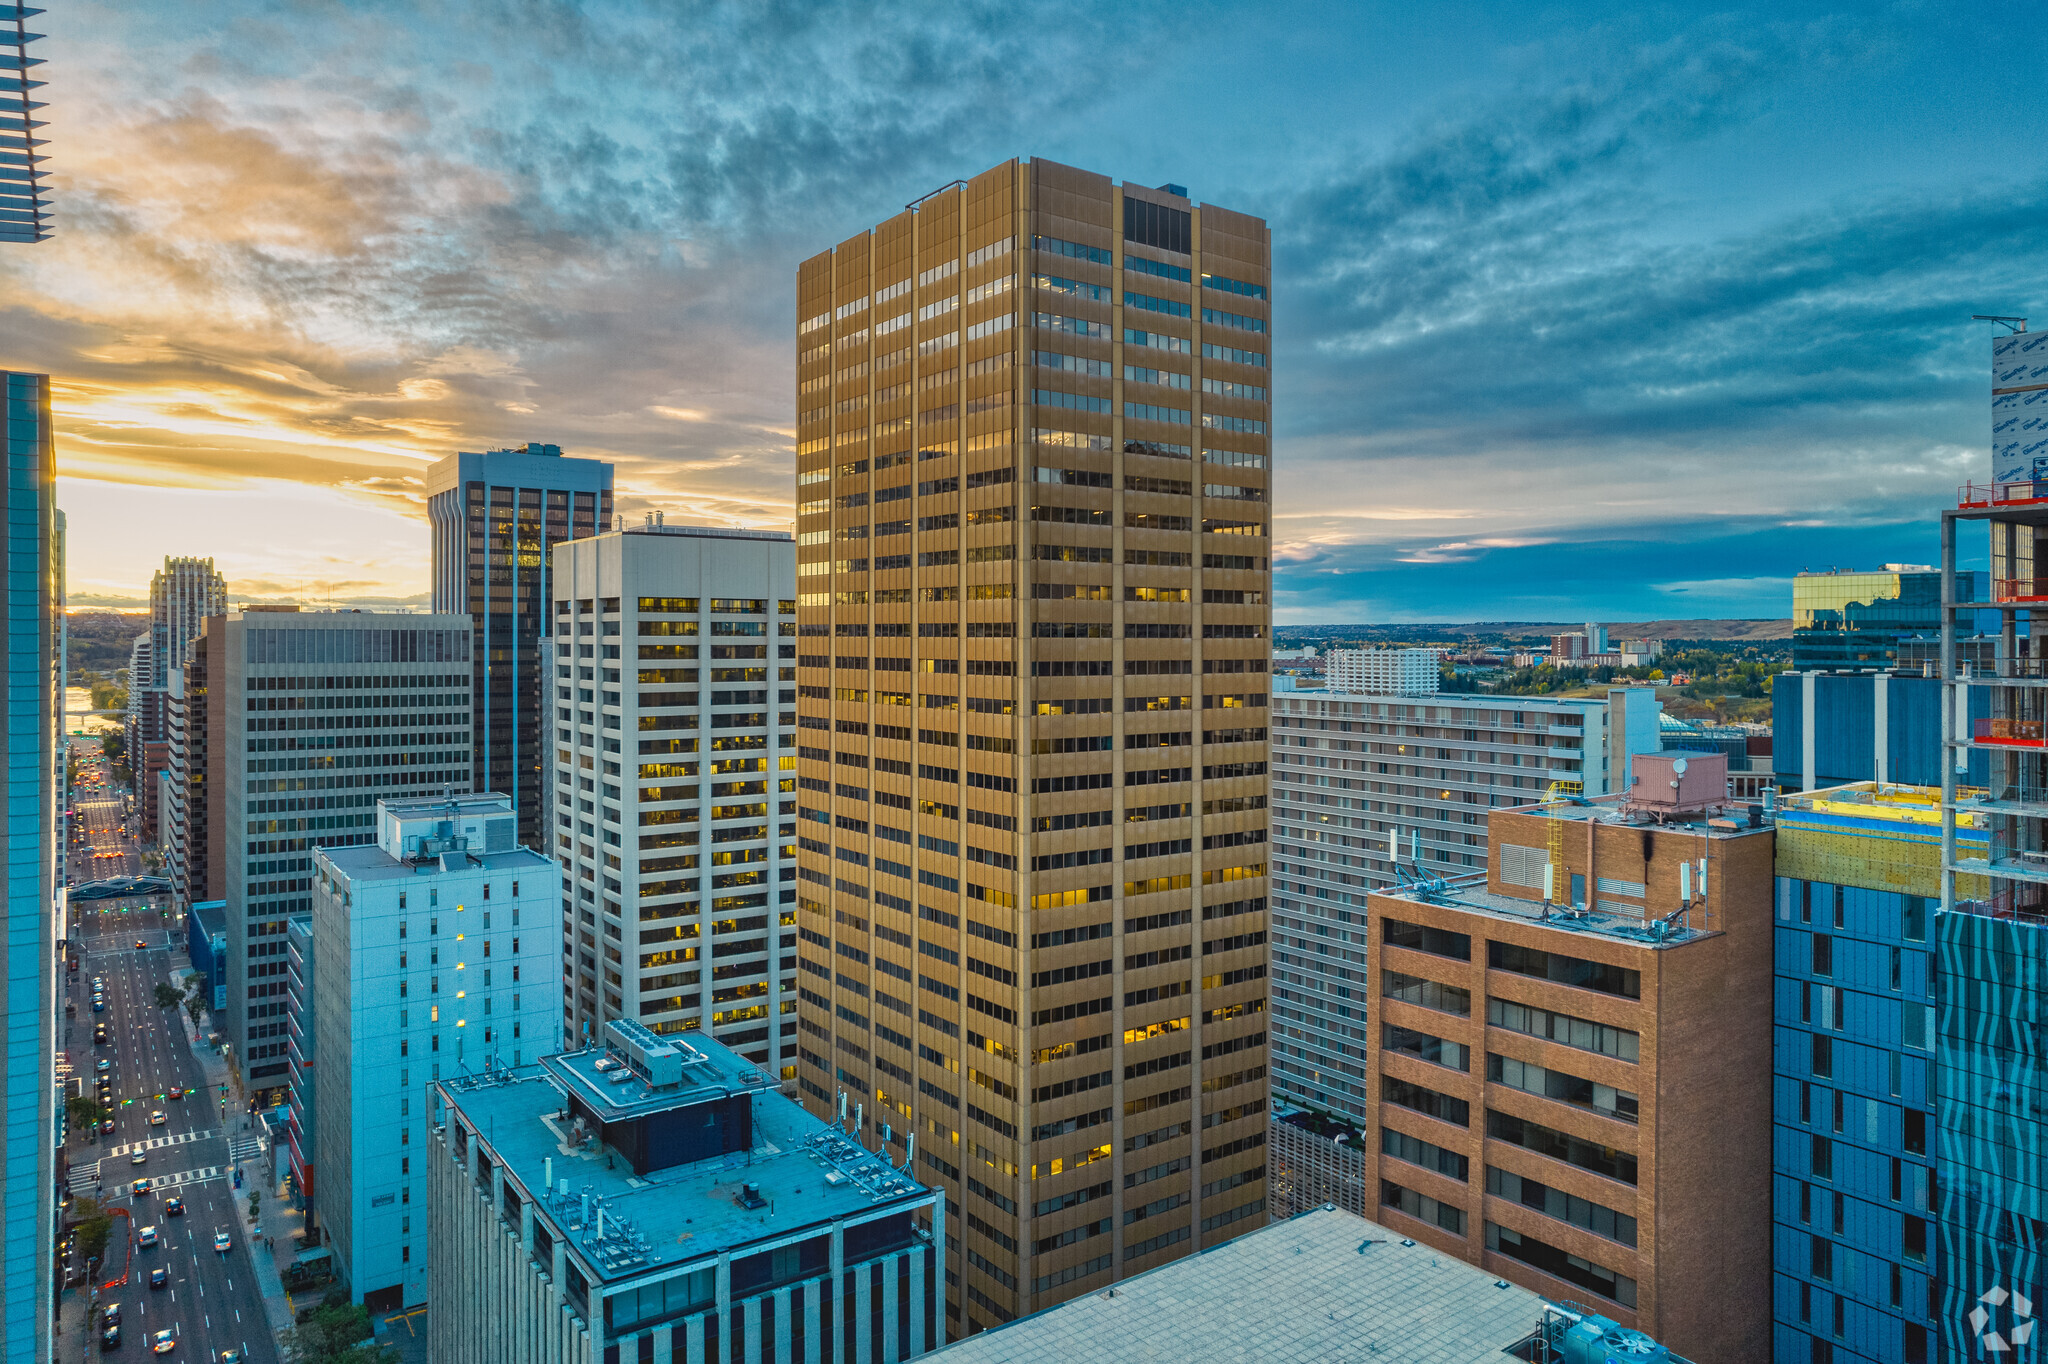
(184, 898), (226, 1013)
(1350, 777), (1775, 1362)
(924, 1203), (1694, 1364)
(312, 792), (559, 1312)
(428, 1021), (941, 1364)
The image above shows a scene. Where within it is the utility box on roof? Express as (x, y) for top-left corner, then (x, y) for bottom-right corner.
(1629, 750), (1728, 811)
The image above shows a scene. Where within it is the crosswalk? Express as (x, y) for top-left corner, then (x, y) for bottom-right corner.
(69, 1162), (230, 1195)
(228, 1135), (266, 1164)
(108, 1129), (217, 1159)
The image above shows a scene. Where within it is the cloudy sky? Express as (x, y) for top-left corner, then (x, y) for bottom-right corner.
(5, 0), (2044, 620)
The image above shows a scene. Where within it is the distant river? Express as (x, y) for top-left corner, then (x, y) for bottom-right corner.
(65, 686), (121, 736)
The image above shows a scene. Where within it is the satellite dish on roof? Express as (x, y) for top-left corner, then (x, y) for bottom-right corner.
(1671, 757), (1688, 775)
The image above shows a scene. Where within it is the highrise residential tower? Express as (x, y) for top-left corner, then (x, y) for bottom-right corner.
(428, 444), (614, 848)
(1, 371), (57, 1363)
(131, 557), (227, 788)
(793, 160), (1273, 1331)
(151, 555), (227, 685)
(0, 6), (51, 244)
(178, 608), (476, 1105)
(546, 520), (799, 1067)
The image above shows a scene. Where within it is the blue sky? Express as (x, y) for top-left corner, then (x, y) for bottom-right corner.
(2, 0), (2042, 617)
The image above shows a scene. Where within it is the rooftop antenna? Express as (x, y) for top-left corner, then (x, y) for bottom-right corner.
(1973, 315), (2029, 334)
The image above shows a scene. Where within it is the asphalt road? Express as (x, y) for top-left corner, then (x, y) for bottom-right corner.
(63, 753), (280, 1364)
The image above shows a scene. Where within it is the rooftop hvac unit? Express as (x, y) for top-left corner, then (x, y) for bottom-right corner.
(1625, 751), (1728, 814)
(1544, 1305), (1673, 1364)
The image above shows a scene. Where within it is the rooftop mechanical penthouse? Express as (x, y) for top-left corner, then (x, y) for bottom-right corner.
(429, 1021), (941, 1364)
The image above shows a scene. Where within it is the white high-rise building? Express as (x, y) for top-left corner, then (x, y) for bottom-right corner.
(311, 792), (560, 1313)
(546, 520), (799, 1076)
(1266, 682), (1664, 1123)
(1322, 648), (1441, 696)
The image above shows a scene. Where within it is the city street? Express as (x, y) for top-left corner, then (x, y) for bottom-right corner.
(59, 750), (279, 1364)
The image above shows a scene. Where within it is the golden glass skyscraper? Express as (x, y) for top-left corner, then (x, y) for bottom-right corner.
(793, 159), (1273, 1332)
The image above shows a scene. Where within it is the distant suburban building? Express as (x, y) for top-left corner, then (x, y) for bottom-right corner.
(1, 370), (58, 1363)
(428, 1022), (940, 1364)
(546, 520), (798, 1068)
(426, 443), (614, 849)
(1349, 792), (1775, 1361)
(925, 1203), (1694, 1364)
(172, 607), (475, 1106)
(1322, 647), (1440, 695)
(312, 792), (559, 1312)
(1268, 685), (1662, 1124)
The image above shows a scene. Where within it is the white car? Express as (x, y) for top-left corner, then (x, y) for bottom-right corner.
(148, 1110), (165, 1127)
(212, 1229), (231, 1253)
(136, 1224), (158, 1248)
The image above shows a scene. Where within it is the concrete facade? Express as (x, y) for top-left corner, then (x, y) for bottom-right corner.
(1268, 686), (1664, 1125)
(545, 523), (799, 1071)
(311, 792), (560, 1311)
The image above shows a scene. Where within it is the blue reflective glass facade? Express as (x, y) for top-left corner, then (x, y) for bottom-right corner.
(1772, 875), (1938, 1364)
(1936, 909), (2048, 1361)
(2, 370), (56, 1362)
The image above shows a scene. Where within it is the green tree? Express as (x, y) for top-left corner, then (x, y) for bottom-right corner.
(153, 982), (182, 1009)
(71, 1195), (111, 1266)
(66, 1095), (107, 1133)
(278, 1298), (400, 1364)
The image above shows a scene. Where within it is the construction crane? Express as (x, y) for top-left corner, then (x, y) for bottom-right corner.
(1973, 315), (2029, 334)
(1544, 779), (1584, 905)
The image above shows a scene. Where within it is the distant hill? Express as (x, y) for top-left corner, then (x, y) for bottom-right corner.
(1276, 619), (1793, 643)
(66, 610), (148, 675)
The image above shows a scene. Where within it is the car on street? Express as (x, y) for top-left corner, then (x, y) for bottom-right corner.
(92, 998), (104, 1012)
(150, 1329), (176, 1355)
(131, 1178), (150, 1196)
(148, 1267), (166, 1290)
(217, 1351), (241, 1363)
(212, 1229), (231, 1253)
(93, 1028), (108, 1045)
(129, 1151), (146, 1165)
(133, 940), (145, 950)
(167, 1087), (182, 1099)
(162, 1196), (183, 1216)
(103, 1303), (120, 1326)
(148, 1111), (164, 1126)
(136, 1225), (157, 1247)
(100, 1116), (115, 1134)
(98, 1322), (119, 1351)
(96, 1059), (110, 1073)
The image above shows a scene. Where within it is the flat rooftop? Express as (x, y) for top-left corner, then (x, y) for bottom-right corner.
(316, 843), (553, 882)
(442, 1054), (930, 1285)
(1373, 875), (1714, 949)
(925, 1205), (1550, 1364)
(543, 1038), (776, 1123)
(1508, 794), (1775, 842)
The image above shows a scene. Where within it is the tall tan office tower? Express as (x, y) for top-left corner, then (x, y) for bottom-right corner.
(793, 160), (1273, 1334)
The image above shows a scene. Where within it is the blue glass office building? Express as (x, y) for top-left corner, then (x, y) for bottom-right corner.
(3, 371), (58, 1362)
(1771, 787), (1946, 1364)
(1936, 910), (2048, 1360)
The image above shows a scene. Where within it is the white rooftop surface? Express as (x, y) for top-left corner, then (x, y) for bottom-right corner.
(928, 1206), (1547, 1363)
